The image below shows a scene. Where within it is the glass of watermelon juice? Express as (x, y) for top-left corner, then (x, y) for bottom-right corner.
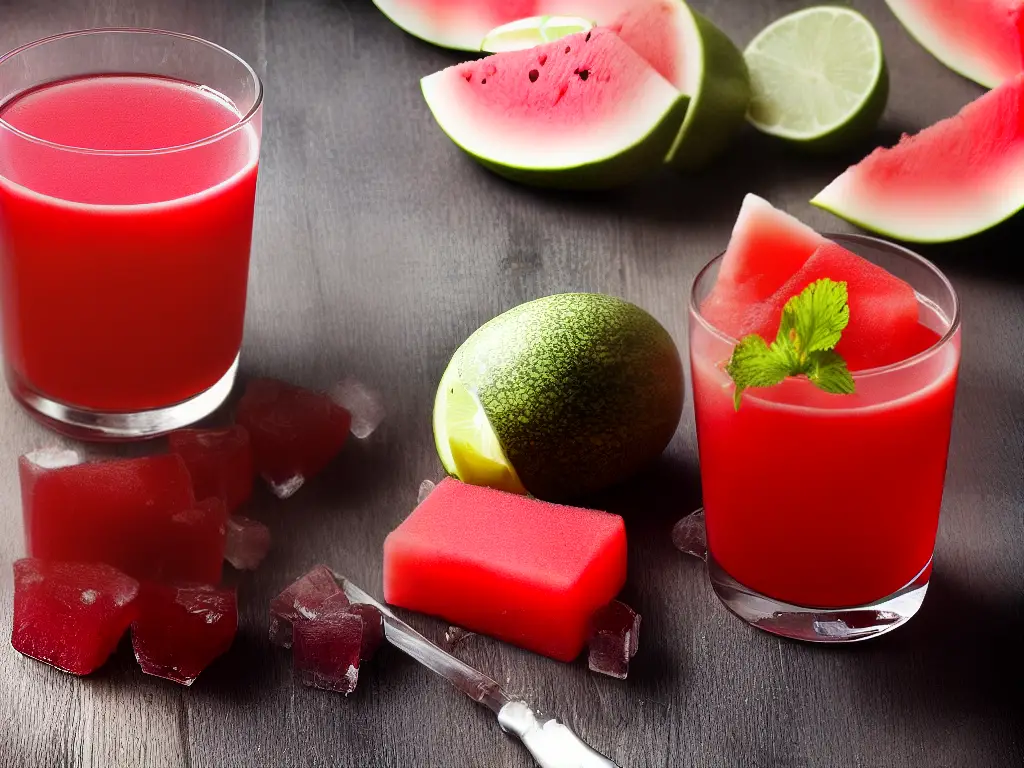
(0, 29), (262, 439)
(689, 234), (961, 642)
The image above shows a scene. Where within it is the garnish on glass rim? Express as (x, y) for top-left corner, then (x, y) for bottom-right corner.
(726, 278), (856, 410)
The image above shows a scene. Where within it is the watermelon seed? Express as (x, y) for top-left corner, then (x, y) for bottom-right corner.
(463, 72), (472, 82)
(565, 46), (570, 53)
(529, 69), (539, 83)
(585, 32), (592, 42)
(538, 54), (547, 66)
(575, 68), (590, 82)
(481, 78), (487, 84)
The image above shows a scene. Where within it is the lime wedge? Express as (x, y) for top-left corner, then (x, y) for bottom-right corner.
(743, 6), (888, 151)
(481, 16), (594, 54)
(432, 362), (526, 494)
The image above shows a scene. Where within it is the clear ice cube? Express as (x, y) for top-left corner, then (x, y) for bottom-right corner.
(329, 376), (386, 439)
(587, 600), (641, 680)
(224, 515), (271, 570)
(671, 509), (707, 560)
(24, 446), (82, 470)
(417, 479), (436, 504)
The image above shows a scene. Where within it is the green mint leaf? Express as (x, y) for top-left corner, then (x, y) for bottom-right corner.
(725, 277), (856, 408)
(780, 278), (850, 355)
(806, 350), (856, 396)
(725, 334), (794, 410)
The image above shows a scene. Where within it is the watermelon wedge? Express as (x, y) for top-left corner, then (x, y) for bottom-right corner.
(421, 29), (690, 188)
(885, 0), (1024, 88)
(813, 72), (1024, 243)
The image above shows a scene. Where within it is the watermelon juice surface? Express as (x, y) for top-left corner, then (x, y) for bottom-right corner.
(0, 74), (259, 413)
(690, 247), (961, 610)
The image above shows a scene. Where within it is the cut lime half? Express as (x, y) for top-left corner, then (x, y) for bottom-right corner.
(744, 6), (888, 151)
(433, 362), (526, 495)
(481, 16), (595, 54)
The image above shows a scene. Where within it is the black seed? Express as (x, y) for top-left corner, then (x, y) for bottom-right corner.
(529, 69), (539, 83)
(578, 69), (589, 81)
(481, 78), (487, 84)
(565, 46), (571, 53)
(585, 31), (592, 42)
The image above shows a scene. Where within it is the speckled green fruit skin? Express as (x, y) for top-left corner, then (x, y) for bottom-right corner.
(454, 293), (684, 501)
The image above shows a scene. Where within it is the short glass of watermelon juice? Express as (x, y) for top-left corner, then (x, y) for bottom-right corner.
(0, 29), (263, 440)
(689, 234), (961, 642)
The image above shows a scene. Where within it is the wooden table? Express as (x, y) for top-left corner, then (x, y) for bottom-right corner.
(1, 1), (1022, 765)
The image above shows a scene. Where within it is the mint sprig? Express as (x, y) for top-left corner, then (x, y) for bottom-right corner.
(726, 278), (856, 410)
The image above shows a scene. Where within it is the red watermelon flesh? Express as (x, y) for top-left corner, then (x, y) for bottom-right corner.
(750, 242), (930, 371)
(813, 72), (1024, 243)
(701, 195), (824, 336)
(12, 559), (140, 675)
(885, 0), (1024, 88)
(383, 477), (627, 662)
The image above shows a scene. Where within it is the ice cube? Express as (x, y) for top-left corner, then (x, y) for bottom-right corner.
(224, 515), (271, 570)
(169, 426), (255, 512)
(417, 479), (436, 504)
(236, 378), (352, 499)
(24, 446), (82, 470)
(20, 453), (201, 582)
(132, 583), (238, 686)
(12, 559), (140, 675)
(587, 600), (641, 680)
(671, 509), (707, 560)
(443, 625), (475, 650)
(269, 565), (345, 648)
(292, 596), (383, 695)
(329, 377), (386, 439)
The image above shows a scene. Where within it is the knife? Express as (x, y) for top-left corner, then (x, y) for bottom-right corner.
(340, 577), (621, 768)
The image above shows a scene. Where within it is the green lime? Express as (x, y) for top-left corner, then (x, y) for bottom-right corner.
(743, 6), (888, 151)
(480, 16), (594, 54)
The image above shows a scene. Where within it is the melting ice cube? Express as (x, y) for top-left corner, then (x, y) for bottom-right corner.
(587, 600), (641, 680)
(23, 446), (82, 470)
(417, 479), (436, 504)
(329, 377), (386, 439)
(269, 565), (345, 648)
(292, 595), (384, 695)
(671, 509), (707, 560)
(224, 515), (271, 570)
(132, 583), (238, 686)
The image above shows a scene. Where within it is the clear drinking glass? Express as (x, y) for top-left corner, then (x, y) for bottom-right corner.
(0, 29), (263, 440)
(689, 234), (961, 642)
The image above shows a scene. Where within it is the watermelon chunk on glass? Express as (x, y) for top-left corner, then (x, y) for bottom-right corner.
(12, 558), (140, 675)
(131, 583), (237, 686)
(19, 452), (216, 582)
(236, 378), (352, 499)
(169, 426), (254, 513)
(383, 477), (627, 662)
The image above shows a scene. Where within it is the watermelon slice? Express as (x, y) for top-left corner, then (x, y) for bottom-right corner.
(701, 195), (823, 335)
(421, 28), (690, 188)
(812, 73), (1024, 242)
(383, 477), (627, 662)
(885, 0), (1024, 88)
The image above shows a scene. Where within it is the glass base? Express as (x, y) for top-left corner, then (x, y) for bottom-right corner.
(707, 553), (931, 643)
(7, 354), (239, 442)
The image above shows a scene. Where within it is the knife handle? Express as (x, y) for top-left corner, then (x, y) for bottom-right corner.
(497, 701), (620, 768)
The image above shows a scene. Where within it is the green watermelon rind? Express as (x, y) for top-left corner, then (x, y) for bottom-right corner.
(371, 0), (482, 51)
(421, 71), (691, 190)
(664, 8), (752, 171)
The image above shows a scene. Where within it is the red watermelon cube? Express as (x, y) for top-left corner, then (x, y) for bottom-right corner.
(169, 426), (254, 512)
(292, 595), (384, 695)
(12, 559), (140, 675)
(383, 478), (627, 662)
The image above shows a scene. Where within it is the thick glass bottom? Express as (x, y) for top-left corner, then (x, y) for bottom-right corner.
(707, 552), (931, 643)
(7, 354), (239, 442)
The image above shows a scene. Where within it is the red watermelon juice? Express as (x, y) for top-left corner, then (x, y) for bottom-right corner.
(0, 74), (258, 413)
(689, 236), (961, 609)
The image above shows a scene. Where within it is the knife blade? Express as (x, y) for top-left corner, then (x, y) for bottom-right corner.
(338, 576), (621, 768)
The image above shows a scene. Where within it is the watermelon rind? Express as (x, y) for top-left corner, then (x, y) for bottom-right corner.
(884, 0), (1010, 89)
(665, 7), (751, 171)
(371, 0), (483, 50)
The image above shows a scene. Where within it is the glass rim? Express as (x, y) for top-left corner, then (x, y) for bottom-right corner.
(688, 232), (962, 380)
(0, 27), (263, 157)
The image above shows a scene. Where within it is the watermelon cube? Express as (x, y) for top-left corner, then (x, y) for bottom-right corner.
(292, 595), (384, 695)
(236, 378), (352, 499)
(169, 426), (254, 512)
(587, 600), (641, 680)
(224, 515), (272, 571)
(151, 498), (228, 584)
(131, 583), (237, 685)
(753, 242), (926, 370)
(269, 565), (345, 648)
(20, 452), (207, 582)
(12, 559), (140, 675)
(383, 478), (627, 662)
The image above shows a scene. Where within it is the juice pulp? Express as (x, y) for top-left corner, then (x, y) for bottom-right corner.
(0, 74), (259, 411)
(691, 304), (960, 608)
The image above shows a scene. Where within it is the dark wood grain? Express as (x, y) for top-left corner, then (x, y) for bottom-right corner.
(1, 0), (1022, 766)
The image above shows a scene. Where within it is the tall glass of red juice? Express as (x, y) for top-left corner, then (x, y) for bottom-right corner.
(689, 234), (961, 642)
(0, 29), (262, 439)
